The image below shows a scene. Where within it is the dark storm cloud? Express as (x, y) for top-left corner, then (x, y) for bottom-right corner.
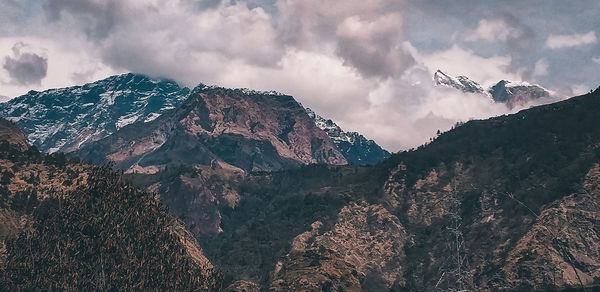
(3, 43), (48, 85)
(43, 0), (122, 39)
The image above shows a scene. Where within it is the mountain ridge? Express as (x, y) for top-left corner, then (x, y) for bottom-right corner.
(434, 69), (554, 109)
(305, 107), (391, 165)
(0, 73), (389, 165)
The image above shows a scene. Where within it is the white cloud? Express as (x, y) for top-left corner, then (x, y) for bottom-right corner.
(593, 57), (600, 64)
(466, 19), (523, 42)
(546, 31), (597, 49)
(533, 58), (549, 77)
(0, 36), (117, 97)
(571, 84), (590, 96)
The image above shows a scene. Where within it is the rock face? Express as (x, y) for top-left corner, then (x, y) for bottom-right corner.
(0, 73), (190, 153)
(434, 69), (553, 109)
(75, 86), (347, 173)
(0, 119), (222, 290)
(306, 108), (390, 165)
(270, 202), (407, 291)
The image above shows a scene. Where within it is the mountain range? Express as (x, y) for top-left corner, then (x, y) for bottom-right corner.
(0, 74), (389, 166)
(1, 72), (600, 291)
(434, 69), (553, 109)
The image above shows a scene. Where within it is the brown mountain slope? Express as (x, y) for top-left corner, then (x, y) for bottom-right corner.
(75, 87), (346, 173)
(0, 119), (222, 290)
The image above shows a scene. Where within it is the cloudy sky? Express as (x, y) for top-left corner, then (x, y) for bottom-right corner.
(1, 0), (599, 151)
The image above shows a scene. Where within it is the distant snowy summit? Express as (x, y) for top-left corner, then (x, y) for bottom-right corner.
(433, 69), (552, 109)
(433, 70), (486, 94)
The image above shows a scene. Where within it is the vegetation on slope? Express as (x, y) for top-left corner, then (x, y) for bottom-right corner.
(0, 119), (222, 290)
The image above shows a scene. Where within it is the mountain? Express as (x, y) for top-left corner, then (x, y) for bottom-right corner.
(182, 89), (600, 290)
(74, 86), (347, 173)
(489, 80), (551, 109)
(0, 119), (222, 290)
(305, 107), (390, 165)
(0, 73), (383, 166)
(0, 73), (190, 153)
(434, 69), (552, 109)
(433, 69), (486, 94)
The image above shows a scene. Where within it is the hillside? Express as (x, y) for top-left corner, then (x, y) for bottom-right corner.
(185, 89), (600, 290)
(0, 119), (222, 290)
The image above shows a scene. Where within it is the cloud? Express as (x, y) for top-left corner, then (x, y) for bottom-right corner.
(464, 14), (537, 80)
(570, 84), (591, 96)
(546, 31), (597, 49)
(466, 19), (523, 42)
(533, 58), (549, 77)
(276, 0), (414, 78)
(43, 0), (123, 39)
(593, 57), (600, 65)
(2, 42), (48, 85)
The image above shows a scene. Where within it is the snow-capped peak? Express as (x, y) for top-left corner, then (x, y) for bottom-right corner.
(433, 70), (485, 94)
(0, 73), (191, 153)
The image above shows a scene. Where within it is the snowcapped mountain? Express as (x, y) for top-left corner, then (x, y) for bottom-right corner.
(0, 73), (190, 153)
(74, 86), (347, 173)
(434, 70), (552, 109)
(0, 73), (388, 166)
(433, 69), (485, 94)
(305, 108), (390, 165)
(489, 80), (551, 109)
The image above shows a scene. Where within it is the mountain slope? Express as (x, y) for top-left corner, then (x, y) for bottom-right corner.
(188, 89), (600, 290)
(0, 73), (190, 153)
(75, 86), (347, 173)
(305, 108), (390, 165)
(0, 119), (222, 290)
